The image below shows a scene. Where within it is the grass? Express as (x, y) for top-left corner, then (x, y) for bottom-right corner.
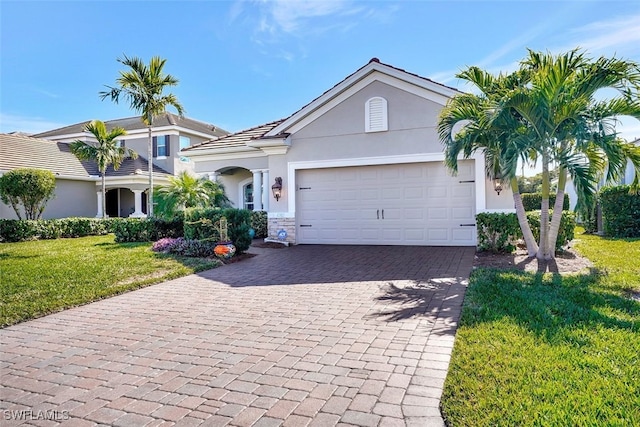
(441, 229), (640, 426)
(0, 234), (220, 327)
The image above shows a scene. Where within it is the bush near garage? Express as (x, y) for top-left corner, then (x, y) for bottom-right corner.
(521, 192), (570, 211)
(476, 211), (576, 253)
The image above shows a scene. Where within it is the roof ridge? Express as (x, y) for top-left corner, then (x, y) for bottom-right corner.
(184, 119), (286, 151)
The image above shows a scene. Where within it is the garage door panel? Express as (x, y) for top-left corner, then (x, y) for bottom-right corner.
(430, 207), (450, 220)
(452, 207), (474, 220)
(452, 228), (474, 242)
(297, 161), (476, 245)
(428, 186), (448, 198)
(428, 228), (449, 241)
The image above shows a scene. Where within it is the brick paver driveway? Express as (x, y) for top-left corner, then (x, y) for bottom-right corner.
(1, 244), (474, 427)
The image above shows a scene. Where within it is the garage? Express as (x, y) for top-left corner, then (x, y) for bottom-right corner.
(296, 160), (476, 246)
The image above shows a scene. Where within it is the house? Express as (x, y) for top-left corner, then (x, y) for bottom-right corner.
(182, 59), (514, 246)
(0, 114), (227, 219)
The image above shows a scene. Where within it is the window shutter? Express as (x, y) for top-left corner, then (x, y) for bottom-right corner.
(365, 97), (388, 132)
(165, 136), (171, 156)
(152, 136), (158, 157)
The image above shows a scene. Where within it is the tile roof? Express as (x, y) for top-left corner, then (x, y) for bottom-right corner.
(33, 113), (229, 138)
(0, 133), (170, 179)
(183, 120), (286, 152)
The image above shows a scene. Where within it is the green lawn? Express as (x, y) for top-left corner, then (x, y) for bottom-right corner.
(441, 229), (640, 426)
(0, 235), (220, 327)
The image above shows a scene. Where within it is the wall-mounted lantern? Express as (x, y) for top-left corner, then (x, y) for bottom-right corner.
(272, 177), (283, 201)
(493, 178), (503, 195)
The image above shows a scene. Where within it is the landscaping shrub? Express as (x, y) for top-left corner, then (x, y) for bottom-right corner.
(184, 207), (253, 252)
(600, 185), (640, 237)
(0, 217), (117, 242)
(151, 237), (216, 258)
(476, 210), (576, 252)
(251, 210), (268, 238)
(476, 212), (521, 252)
(521, 192), (570, 211)
(527, 210), (575, 250)
(0, 168), (56, 219)
(112, 218), (155, 243)
(111, 217), (184, 243)
(224, 208), (252, 253)
(184, 208), (222, 241)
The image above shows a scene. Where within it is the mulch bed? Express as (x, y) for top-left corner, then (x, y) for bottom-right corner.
(474, 244), (593, 274)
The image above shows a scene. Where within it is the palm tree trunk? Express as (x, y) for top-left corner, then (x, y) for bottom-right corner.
(537, 150), (551, 260)
(147, 124), (153, 217)
(101, 172), (107, 219)
(511, 177), (538, 256)
(547, 167), (567, 259)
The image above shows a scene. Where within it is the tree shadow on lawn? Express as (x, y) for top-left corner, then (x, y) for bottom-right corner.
(460, 268), (639, 341)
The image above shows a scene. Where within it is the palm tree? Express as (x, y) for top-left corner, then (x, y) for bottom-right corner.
(70, 120), (137, 218)
(438, 67), (540, 256)
(100, 55), (184, 217)
(154, 171), (231, 219)
(505, 49), (640, 259)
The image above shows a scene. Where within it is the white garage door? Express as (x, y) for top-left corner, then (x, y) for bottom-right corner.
(296, 161), (476, 246)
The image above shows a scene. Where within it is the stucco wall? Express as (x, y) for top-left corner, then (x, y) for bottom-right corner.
(0, 179), (97, 219)
(288, 80), (445, 162)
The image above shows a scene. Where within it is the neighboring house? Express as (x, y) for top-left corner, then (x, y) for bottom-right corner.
(182, 59), (514, 246)
(0, 114), (227, 219)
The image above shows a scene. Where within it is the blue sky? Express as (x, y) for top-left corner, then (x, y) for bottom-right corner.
(1, 0), (639, 141)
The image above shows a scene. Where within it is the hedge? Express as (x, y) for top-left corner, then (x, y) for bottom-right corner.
(521, 192), (570, 211)
(476, 210), (576, 253)
(251, 211), (268, 238)
(111, 217), (183, 243)
(600, 185), (640, 237)
(184, 207), (253, 253)
(0, 217), (119, 243)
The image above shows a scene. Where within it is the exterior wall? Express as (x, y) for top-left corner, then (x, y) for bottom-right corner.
(46, 179), (97, 218)
(218, 169), (253, 209)
(484, 178), (515, 211)
(289, 81), (445, 162)
(1, 179), (96, 219)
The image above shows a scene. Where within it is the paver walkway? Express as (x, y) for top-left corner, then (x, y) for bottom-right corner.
(1, 244), (474, 427)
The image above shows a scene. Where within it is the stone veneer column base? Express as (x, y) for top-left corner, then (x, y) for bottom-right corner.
(267, 217), (296, 245)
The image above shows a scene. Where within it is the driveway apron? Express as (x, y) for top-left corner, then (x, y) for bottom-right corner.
(1, 245), (474, 427)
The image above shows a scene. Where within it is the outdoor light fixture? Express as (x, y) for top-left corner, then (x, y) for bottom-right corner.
(493, 178), (503, 195)
(272, 177), (283, 201)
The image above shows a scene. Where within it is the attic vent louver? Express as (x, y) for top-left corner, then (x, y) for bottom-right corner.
(365, 97), (388, 132)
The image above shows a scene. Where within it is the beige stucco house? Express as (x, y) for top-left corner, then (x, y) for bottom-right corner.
(0, 114), (227, 219)
(182, 59), (515, 246)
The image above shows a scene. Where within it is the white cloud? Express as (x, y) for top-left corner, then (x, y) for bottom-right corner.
(0, 113), (65, 134)
(568, 14), (640, 57)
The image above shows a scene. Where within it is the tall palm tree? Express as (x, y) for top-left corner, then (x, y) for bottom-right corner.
(100, 55), (184, 217)
(505, 49), (640, 259)
(438, 67), (540, 256)
(154, 171), (231, 219)
(70, 120), (137, 218)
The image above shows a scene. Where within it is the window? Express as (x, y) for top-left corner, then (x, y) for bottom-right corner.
(153, 135), (169, 157)
(243, 183), (254, 210)
(119, 140), (126, 148)
(179, 136), (191, 150)
(365, 97), (388, 132)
